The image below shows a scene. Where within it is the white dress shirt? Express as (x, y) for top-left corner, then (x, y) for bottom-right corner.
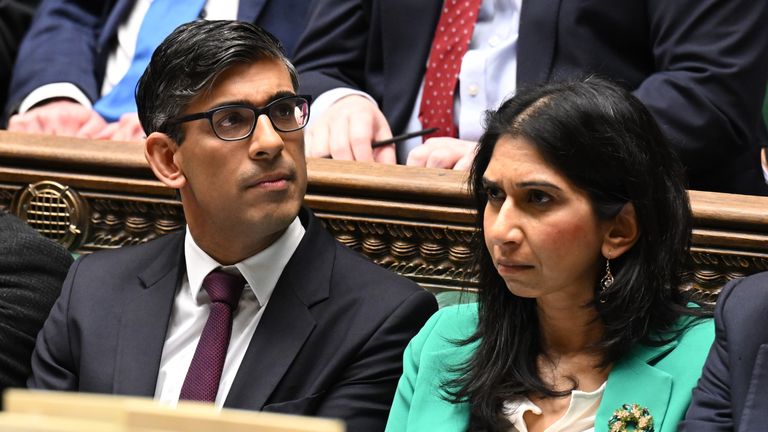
(153, 217), (305, 408)
(307, 0), (522, 163)
(503, 382), (606, 432)
(19, 0), (238, 113)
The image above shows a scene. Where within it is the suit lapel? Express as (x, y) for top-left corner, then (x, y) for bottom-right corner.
(237, 0), (267, 22)
(112, 232), (185, 396)
(596, 341), (678, 432)
(225, 209), (334, 410)
(517, 0), (562, 87)
(98, 0), (137, 52)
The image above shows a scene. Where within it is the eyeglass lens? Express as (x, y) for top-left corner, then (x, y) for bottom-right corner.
(211, 97), (309, 139)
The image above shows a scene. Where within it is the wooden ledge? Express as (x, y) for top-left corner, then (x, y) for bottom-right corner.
(1, 130), (766, 295)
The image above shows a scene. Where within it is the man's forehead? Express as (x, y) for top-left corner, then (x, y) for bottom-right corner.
(188, 59), (294, 109)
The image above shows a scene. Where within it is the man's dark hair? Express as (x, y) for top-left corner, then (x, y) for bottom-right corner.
(449, 77), (711, 431)
(136, 19), (299, 143)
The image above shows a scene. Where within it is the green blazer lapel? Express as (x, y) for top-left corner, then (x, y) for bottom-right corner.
(595, 341), (678, 432)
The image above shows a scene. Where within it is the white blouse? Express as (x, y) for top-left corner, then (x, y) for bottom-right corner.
(503, 382), (607, 432)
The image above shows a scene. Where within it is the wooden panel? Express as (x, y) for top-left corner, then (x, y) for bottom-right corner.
(1, 130), (766, 299)
(3, 389), (344, 432)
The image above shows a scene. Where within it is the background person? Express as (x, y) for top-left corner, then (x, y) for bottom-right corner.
(385, 78), (714, 431)
(0, 0), (40, 110)
(293, 0), (768, 196)
(4, 0), (315, 139)
(0, 211), (72, 397)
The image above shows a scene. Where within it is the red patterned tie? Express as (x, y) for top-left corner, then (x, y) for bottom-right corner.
(179, 269), (245, 402)
(418, 0), (483, 141)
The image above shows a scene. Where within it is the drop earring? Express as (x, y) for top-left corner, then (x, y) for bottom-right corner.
(599, 258), (614, 303)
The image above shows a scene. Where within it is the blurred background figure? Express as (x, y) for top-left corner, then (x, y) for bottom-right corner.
(4, 0), (314, 141)
(294, 0), (768, 196)
(0, 0), (40, 110)
(0, 211), (72, 398)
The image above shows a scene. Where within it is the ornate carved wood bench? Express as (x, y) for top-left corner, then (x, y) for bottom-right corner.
(1, 131), (766, 303)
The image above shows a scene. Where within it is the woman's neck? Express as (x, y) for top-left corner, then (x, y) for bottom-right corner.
(536, 297), (603, 356)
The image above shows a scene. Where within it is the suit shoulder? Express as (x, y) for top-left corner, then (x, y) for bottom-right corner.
(74, 231), (183, 270)
(327, 241), (438, 325)
(710, 272), (768, 343)
(0, 214), (72, 261)
(332, 241), (422, 294)
(717, 271), (768, 311)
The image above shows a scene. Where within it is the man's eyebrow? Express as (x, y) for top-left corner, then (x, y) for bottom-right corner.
(211, 91), (297, 109)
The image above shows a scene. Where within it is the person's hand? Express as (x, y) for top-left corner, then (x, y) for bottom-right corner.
(7, 99), (108, 138)
(305, 95), (397, 164)
(406, 137), (477, 170)
(94, 113), (145, 141)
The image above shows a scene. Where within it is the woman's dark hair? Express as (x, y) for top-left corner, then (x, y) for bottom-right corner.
(136, 19), (299, 144)
(447, 77), (710, 431)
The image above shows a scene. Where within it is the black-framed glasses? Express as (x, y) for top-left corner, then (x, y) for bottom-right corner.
(167, 94), (312, 141)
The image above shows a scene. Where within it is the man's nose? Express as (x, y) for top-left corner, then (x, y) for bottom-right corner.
(248, 114), (284, 160)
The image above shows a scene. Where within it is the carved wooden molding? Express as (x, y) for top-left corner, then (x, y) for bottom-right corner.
(1, 131), (767, 297)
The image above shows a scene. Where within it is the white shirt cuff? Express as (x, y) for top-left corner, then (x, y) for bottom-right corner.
(18, 83), (93, 114)
(307, 87), (377, 127)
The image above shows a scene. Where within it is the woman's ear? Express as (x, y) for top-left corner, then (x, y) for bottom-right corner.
(601, 202), (639, 259)
(145, 132), (186, 189)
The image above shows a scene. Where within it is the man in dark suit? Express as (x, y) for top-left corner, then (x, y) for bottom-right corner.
(293, 0), (768, 196)
(28, 20), (437, 432)
(4, 0), (314, 139)
(0, 211), (72, 396)
(681, 271), (768, 431)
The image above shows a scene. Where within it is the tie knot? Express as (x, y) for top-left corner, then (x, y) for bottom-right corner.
(202, 269), (245, 310)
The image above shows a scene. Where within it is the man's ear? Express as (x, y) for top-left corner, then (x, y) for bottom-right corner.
(145, 132), (186, 189)
(601, 202), (639, 259)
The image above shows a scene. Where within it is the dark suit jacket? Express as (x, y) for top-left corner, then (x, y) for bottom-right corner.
(4, 0), (313, 119)
(682, 271), (768, 431)
(0, 212), (71, 396)
(0, 0), (39, 113)
(28, 208), (438, 431)
(293, 0), (768, 196)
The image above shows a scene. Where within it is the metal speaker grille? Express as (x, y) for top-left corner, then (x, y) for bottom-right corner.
(26, 190), (71, 240)
(11, 181), (88, 250)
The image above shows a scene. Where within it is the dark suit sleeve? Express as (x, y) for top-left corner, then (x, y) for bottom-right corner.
(314, 289), (437, 432)
(292, 0), (371, 98)
(27, 255), (87, 391)
(639, 0), (768, 194)
(0, 0), (39, 113)
(682, 280), (738, 431)
(4, 0), (108, 117)
(0, 215), (72, 393)
(684, 273), (768, 430)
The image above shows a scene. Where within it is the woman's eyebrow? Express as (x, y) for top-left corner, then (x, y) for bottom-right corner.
(515, 180), (562, 191)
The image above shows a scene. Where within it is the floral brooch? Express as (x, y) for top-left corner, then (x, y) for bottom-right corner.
(608, 404), (654, 432)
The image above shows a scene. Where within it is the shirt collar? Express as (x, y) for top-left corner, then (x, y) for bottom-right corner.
(184, 217), (306, 307)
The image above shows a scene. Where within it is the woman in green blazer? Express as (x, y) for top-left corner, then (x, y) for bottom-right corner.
(386, 79), (714, 432)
